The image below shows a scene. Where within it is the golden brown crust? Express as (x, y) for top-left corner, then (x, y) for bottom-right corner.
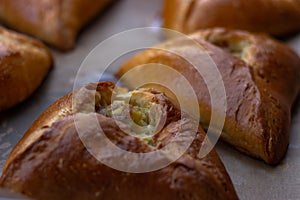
(0, 82), (238, 200)
(163, 0), (300, 37)
(116, 28), (300, 164)
(0, 26), (53, 111)
(0, 0), (113, 50)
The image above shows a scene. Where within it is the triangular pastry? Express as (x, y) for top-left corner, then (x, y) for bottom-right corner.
(0, 0), (113, 50)
(116, 28), (300, 164)
(0, 82), (238, 200)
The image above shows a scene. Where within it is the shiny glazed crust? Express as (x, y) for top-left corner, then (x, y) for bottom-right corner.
(0, 0), (113, 50)
(0, 27), (53, 111)
(163, 0), (300, 37)
(0, 82), (238, 200)
(116, 28), (300, 164)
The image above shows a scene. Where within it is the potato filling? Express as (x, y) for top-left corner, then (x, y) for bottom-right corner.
(98, 90), (165, 140)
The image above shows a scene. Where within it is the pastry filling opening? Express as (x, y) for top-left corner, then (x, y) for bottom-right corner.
(96, 90), (166, 140)
(207, 38), (249, 60)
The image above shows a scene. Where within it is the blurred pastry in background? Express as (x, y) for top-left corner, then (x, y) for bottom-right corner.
(0, 27), (53, 112)
(0, 0), (114, 50)
(163, 0), (300, 37)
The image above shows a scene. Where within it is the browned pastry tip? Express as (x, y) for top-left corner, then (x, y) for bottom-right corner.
(0, 26), (53, 112)
(0, 82), (238, 200)
(116, 28), (300, 165)
(0, 0), (114, 50)
(163, 0), (300, 37)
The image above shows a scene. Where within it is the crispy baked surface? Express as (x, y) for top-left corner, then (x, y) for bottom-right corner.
(0, 82), (238, 200)
(116, 28), (300, 164)
(0, 27), (53, 111)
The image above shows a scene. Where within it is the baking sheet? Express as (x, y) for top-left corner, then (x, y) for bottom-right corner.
(0, 0), (299, 199)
